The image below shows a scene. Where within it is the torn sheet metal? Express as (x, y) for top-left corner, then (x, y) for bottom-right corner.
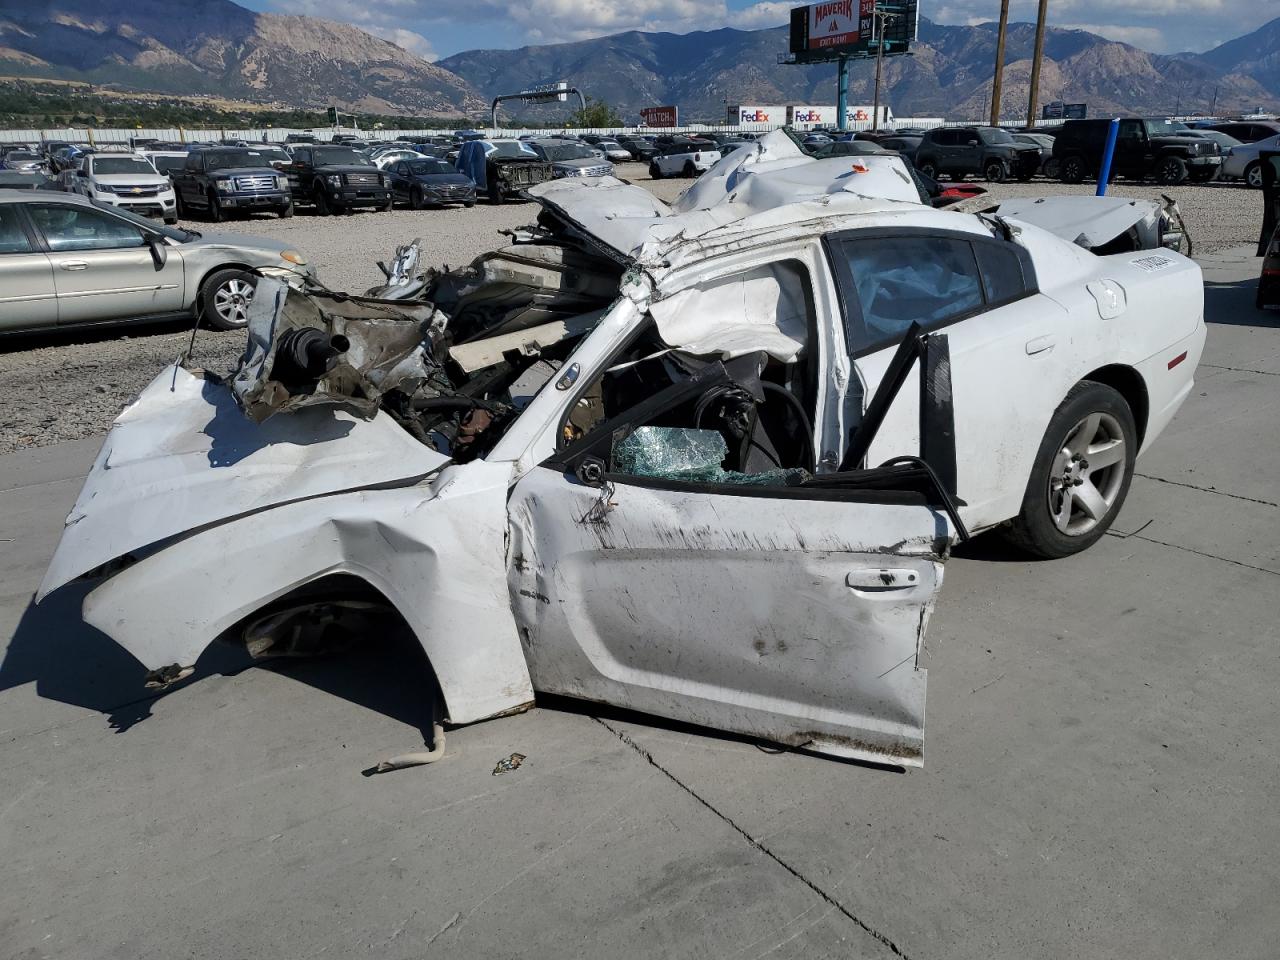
(649, 261), (809, 363)
(233, 278), (442, 422)
(38, 364), (446, 598)
(672, 129), (921, 214)
(528, 129), (922, 264)
(994, 195), (1177, 252)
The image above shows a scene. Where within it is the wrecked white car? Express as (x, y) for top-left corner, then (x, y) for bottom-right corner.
(38, 132), (1205, 767)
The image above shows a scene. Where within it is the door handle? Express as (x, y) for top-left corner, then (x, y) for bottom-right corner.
(846, 568), (921, 592)
(58, 260), (89, 271)
(1025, 335), (1056, 356)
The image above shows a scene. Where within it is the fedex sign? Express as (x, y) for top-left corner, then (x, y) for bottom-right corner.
(734, 105), (783, 123)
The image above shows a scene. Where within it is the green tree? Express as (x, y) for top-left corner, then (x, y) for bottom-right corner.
(565, 96), (622, 129)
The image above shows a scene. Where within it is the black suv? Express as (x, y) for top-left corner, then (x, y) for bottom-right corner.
(173, 147), (293, 221)
(283, 144), (391, 215)
(913, 126), (1040, 182)
(1053, 118), (1222, 185)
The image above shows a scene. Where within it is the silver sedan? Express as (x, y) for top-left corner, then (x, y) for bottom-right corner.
(0, 189), (313, 335)
(1222, 133), (1280, 188)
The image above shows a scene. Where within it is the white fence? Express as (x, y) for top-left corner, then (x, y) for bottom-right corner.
(0, 118), (964, 145)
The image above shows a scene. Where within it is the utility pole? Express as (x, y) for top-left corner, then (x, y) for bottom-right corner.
(871, 6), (900, 131)
(989, 0), (1010, 126)
(1026, 0), (1049, 128)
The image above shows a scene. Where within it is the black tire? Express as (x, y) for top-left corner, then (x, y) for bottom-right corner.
(463, 201), (475, 208)
(199, 268), (258, 331)
(1001, 381), (1138, 559)
(207, 192), (224, 223)
(683, 160), (696, 178)
(380, 195), (394, 213)
(174, 191), (186, 218)
(649, 161), (663, 180)
(1060, 155), (1085, 184)
(1156, 156), (1188, 186)
(488, 172), (506, 205)
(314, 189), (331, 217)
(410, 186), (425, 210)
(164, 215), (178, 225)
(278, 203), (294, 219)
(1043, 158), (1060, 179)
(1244, 161), (1263, 189)
(984, 159), (1007, 183)
(917, 159), (938, 179)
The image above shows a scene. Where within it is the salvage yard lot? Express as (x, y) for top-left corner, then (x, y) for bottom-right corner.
(0, 164), (1266, 454)
(0, 172), (1277, 958)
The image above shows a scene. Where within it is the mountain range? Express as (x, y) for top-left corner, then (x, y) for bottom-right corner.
(1, 0), (1278, 122)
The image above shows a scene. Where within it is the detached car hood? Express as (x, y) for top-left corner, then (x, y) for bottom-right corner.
(38, 365), (446, 599)
(993, 195), (1182, 251)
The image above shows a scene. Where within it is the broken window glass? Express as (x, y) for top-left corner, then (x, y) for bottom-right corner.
(613, 427), (808, 486)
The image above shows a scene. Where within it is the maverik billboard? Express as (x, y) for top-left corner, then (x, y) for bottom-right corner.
(788, 0), (917, 61)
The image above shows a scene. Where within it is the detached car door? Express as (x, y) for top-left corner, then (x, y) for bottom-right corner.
(506, 374), (951, 767)
(26, 201), (185, 325)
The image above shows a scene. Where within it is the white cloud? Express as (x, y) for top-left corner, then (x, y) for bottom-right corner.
(1055, 22), (1166, 50)
(369, 25), (437, 60)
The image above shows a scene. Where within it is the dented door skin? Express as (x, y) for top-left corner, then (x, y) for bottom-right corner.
(507, 465), (947, 768)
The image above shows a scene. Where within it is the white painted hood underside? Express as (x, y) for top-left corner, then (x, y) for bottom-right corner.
(38, 365), (447, 599)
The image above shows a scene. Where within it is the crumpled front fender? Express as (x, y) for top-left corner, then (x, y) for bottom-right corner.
(81, 461), (533, 725)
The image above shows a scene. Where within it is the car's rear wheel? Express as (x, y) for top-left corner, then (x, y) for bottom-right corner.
(649, 161), (663, 180)
(1002, 381), (1137, 558)
(1244, 161), (1263, 189)
(1060, 156), (1085, 183)
(201, 268), (257, 331)
(984, 159), (1007, 183)
(1156, 156), (1188, 185)
(917, 159), (937, 179)
(683, 161), (697, 178)
(1043, 158), (1061, 179)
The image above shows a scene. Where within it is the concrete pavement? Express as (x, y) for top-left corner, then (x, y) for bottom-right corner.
(1, 248), (1276, 960)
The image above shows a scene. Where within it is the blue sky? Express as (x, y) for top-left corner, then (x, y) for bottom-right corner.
(239, 0), (1274, 62)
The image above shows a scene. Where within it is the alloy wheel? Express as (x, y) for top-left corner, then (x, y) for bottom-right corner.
(213, 278), (254, 327)
(1046, 412), (1127, 536)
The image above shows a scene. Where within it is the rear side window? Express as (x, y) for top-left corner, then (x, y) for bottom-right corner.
(28, 204), (146, 252)
(830, 232), (1036, 355)
(0, 205), (33, 254)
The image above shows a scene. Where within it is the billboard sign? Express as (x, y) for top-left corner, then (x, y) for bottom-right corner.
(731, 105), (785, 124)
(788, 0), (917, 60)
(640, 105), (679, 127)
(788, 105), (837, 125)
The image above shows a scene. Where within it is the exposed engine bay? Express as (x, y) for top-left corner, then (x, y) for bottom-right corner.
(229, 229), (820, 478)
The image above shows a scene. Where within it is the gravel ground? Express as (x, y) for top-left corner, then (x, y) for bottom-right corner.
(0, 162), (1263, 454)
